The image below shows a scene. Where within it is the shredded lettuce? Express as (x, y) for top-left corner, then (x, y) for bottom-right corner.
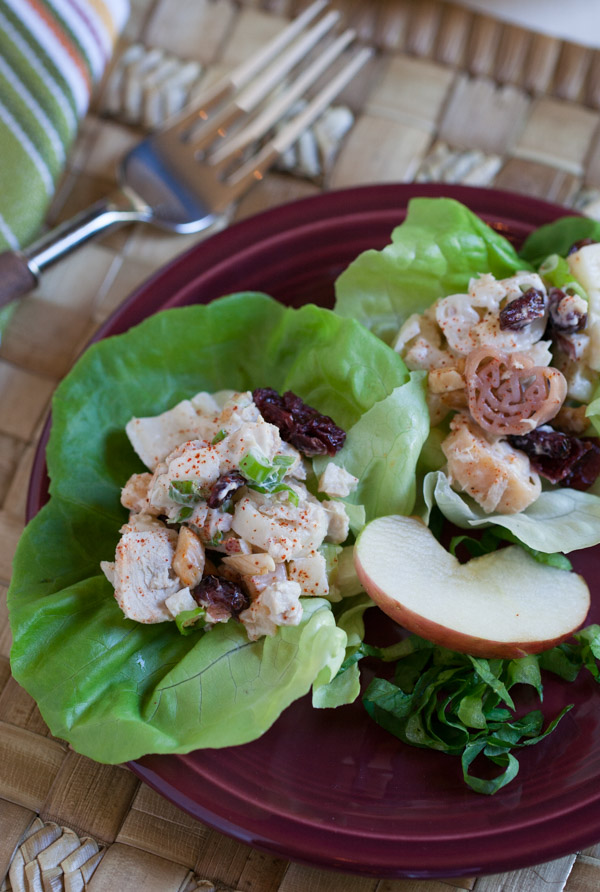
(361, 630), (600, 795)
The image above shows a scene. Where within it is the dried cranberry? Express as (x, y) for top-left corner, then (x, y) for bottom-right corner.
(561, 440), (600, 490)
(499, 288), (547, 331)
(192, 574), (250, 618)
(567, 237), (597, 256)
(547, 287), (587, 335)
(507, 427), (600, 488)
(253, 387), (346, 456)
(206, 471), (245, 508)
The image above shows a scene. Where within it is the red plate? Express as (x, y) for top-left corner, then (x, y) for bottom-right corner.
(26, 184), (600, 878)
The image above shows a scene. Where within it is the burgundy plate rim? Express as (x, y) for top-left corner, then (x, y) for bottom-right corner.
(25, 183), (600, 880)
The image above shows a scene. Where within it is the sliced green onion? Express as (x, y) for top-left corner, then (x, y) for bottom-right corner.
(272, 454), (294, 470)
(169, 479), (205, 506)
(175, 606), (206, 635)
(240, 450), (298, 503)
(174, 506), (194, 523)
(206, 531), (224, 547)
(249, 482), (299, 506)
(239, 450), (273, 484)
(538, 253), (588, 301)
(211, 429), (227, 445)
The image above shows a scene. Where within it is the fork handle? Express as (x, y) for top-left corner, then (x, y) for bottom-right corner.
(0, 251), (37, 309)
(0, 188), (150, 308)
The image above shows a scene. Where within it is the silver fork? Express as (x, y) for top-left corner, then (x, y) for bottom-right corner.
(0, 0), (372, 308)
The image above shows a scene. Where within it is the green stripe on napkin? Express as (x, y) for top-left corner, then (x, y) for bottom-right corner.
(0, 0), (128, 253)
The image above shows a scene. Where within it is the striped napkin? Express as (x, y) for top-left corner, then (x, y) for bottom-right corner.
(0, 0), (129, 254)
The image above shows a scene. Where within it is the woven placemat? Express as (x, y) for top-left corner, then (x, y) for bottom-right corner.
(2, 1), (600, 889)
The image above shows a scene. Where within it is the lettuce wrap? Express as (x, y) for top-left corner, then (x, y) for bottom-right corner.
(335, 197), (600, 553)
(8, 292), (429, 764)
(334, 196), (530, 344)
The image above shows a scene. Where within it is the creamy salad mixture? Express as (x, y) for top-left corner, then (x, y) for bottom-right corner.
(394, 241), (600, 515)
(101, 388), (357, 640)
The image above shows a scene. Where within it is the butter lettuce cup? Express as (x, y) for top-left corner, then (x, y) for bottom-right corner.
(8, 292), (428, 764)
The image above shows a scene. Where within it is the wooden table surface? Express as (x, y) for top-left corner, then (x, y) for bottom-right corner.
(1, 1), (600, 890)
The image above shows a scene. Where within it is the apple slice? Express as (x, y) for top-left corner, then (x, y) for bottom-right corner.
(354, 515), (590, 658)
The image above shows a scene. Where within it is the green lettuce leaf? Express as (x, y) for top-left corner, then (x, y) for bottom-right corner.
(312, 594), (374, 709)
(520, 216), (600, 268)
(9, 293), (425, 764)
(334, 197), (529, 343)
(423, 470), (600, 554)
(314, 371), (430, 521)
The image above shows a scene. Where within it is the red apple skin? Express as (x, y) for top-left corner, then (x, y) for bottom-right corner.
(354, 551), (589, 660)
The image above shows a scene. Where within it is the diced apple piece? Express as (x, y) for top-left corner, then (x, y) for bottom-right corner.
(172, 526), (205, 588)
(354, 515), (590, 658)
(222, 553), (276, 575)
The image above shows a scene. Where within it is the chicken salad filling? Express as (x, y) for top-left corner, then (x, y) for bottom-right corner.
(393, 244), (600, 517)
(101, 388), (359, 640)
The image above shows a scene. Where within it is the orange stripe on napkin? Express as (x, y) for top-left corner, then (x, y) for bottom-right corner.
(24, 0), (92, 91)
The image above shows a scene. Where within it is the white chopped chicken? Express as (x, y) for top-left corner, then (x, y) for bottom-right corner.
(231, 485), (329, 562)
(321, 499), (350, 544)
(239, 579), (303, 641)
(102, 390), (354, 640)
(442, 413), (541, 515)
(318, 463), (358, 498)
(394, 308), (455, 370)
(120, 472), (155, 514)
(126, 399), (219, 471)
(101, 513), (181, 622)
(165, 586), (197, 618)
(435, 272), (548, 356)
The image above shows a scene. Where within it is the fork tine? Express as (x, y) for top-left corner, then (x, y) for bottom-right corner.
(209, 28), (357, 165)
(221, 0), (330, 94)
(166, 0), (330, 138)
(268, 47), (373, 157)
(222, 46), (373, 204)
(179, 8), (341, 150)
(232, 10), (341, 116)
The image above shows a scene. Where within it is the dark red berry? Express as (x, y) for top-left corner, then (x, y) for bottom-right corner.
(499, 288), (547, 331)
(253, 387), (346, 456)
(507, 427), (600, 489)
(561, 440), (600, 490)
(206, 471), (245, 509)
(567, 238), (596, 256)
(192, 574), (250, 618)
